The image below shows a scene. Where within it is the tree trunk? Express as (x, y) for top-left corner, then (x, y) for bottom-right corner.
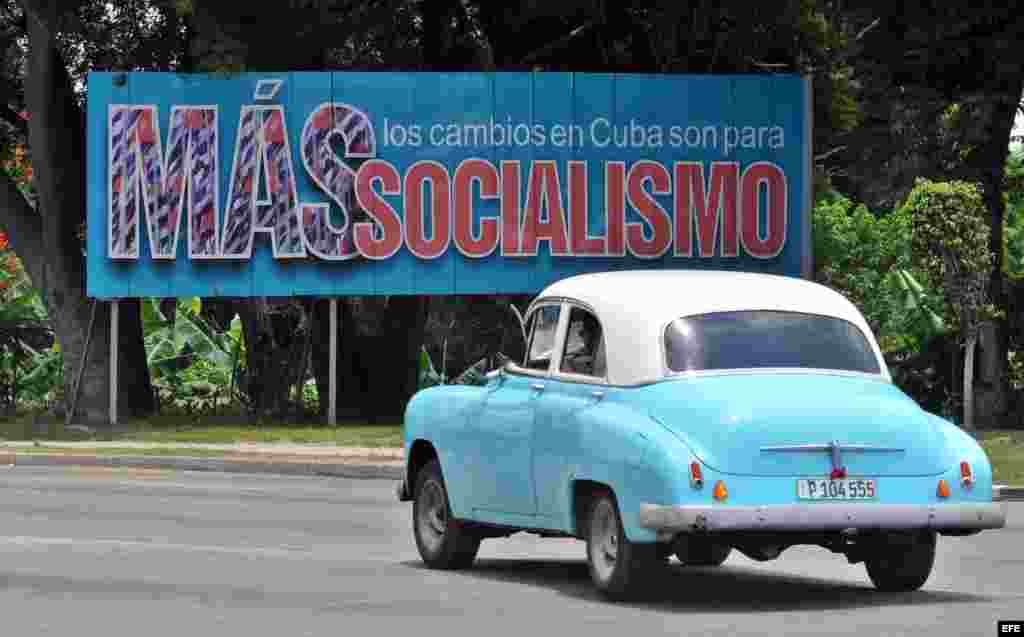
(974, 320), (1004, 428)
(308, 0), (472, 423)
(974, 84), (1022, 429)
(310, 299), (331, 421)
(233, 299), (309, 419)
(185, 3), (325, 422)
(372, 295), (430, 422)
(311, 296), (427, 424)
(963, 333), (977, 431)
(335, 299), (366, 416)
(15, 8), (153, 427)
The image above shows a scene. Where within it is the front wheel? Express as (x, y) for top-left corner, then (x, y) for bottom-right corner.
(585, 492), (659, 600)
(864, 530), (936, 592)
(412, 459), (480, 569)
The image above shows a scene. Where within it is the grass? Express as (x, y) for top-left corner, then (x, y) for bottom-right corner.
(979, 431), (1024, 485)
(130, 425), (403, 447)
(0, 412), (404, 448)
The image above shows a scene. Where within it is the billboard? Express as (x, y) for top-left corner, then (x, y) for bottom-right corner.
(86, 71), (811, 298)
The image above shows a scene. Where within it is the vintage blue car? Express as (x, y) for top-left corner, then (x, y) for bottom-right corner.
(396, 269), (1007, 600)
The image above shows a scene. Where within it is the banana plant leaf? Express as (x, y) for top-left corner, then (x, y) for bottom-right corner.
(143, 298), (235, 369)
(15, 346), (63, 397)
(453, 358), (488, 386)
(887, 269), (946, 334)
(419, 345), (442, 388)
(0, 291), (52, 357)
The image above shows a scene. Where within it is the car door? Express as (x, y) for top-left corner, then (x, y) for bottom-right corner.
(532, 303), (609, 521)
(470, 302), (566, 516)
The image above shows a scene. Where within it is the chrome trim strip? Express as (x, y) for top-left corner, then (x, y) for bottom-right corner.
(503, 362), (551, 379)
(547, 370), (610, 386)
(639, 502), (1007, 533)
(760, 444), (904, 453)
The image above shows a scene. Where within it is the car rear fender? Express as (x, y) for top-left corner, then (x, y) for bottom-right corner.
(565, 405), (691, 543)
(566, 470), (659, 544)
(928, 413), (995, 501)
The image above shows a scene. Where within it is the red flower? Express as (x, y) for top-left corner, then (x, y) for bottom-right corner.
(0, 230), (9, 250)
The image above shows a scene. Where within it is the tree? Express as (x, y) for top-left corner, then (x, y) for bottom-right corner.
(906, 178), (997, 429)
(8, 0), (1019, 426)
(821, 3), (1024, 426)
(0, 1), (184, 425)
(174, 0), (459, 422)
(812, 190), (942, 350)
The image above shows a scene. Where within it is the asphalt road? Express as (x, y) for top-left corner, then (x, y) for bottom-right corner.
(0, 466), (1020, 636)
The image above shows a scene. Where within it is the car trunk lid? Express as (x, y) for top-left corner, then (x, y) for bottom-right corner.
(640, 373), (952, 477)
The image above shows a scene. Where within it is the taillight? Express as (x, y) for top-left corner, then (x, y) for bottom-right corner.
(713, 480), (728, 501)
(960, 461), (973, 488)
(937, 479), (951, 498)
(690, 461), (703, 489)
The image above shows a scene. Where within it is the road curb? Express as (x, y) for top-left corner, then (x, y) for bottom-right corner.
(0, 442), (405, 460)
(4, 453), (403, 480)
(995, 485), (1024, 502)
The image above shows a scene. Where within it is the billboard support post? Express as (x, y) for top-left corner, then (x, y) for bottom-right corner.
(109, 299), (119, 427)
(329, 298), (337, 427)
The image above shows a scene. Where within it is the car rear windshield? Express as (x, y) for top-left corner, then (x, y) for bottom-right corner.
(664, 310), (881, 374)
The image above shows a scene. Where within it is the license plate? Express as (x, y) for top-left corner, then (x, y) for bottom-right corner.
(797, 478), (876, 500)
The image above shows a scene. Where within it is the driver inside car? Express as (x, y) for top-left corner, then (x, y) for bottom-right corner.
(561, 313), (603, 376)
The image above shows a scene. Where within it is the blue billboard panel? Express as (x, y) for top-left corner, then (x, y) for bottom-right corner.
(86, 71), (811, 298)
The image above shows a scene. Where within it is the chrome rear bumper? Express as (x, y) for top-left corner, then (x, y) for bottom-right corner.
(639, 501), (1007, 533)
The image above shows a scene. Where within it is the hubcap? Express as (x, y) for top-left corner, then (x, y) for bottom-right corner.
(417, 479), (447, 553)
(590, 500), (619, 582)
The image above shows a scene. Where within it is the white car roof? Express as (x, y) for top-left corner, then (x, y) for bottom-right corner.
(530, 269), (889, 386)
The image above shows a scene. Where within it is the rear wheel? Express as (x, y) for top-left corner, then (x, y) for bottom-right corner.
(585, 492), (659, 600)
(412, 459), (480, 569)
(864, 530), (936, 592)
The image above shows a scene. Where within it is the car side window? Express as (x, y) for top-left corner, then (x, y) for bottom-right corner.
(525, 305), (561, 371)
(559, 307), (606, 379)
